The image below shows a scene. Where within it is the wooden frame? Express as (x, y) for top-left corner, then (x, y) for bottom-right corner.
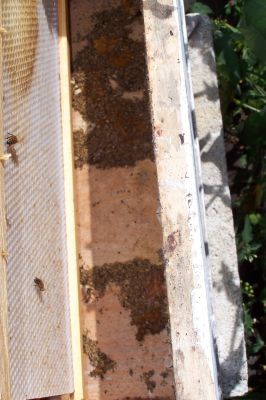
(0, 2), (83, 399)
(1, 1), (222, 399)
(0, 0), (12, 398)
(142, 0), (220, 398)
(58, 1), (84, 399)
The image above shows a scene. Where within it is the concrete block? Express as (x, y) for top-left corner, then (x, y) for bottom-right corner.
(186, 14), (248, 397)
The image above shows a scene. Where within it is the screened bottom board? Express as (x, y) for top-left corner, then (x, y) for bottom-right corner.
(2, 1), (73, 398)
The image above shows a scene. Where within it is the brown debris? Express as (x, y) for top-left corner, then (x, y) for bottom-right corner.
(160, 370), (169, 379)
(141, 370), (156, 392)
(165, 231), (181, 254)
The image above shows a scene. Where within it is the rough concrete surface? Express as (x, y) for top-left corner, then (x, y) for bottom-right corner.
(187, 14), (248, 397)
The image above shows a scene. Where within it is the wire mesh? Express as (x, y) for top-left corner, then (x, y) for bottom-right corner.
(2, 1), (73, 398)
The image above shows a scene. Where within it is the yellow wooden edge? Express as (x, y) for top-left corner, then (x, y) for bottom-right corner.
(58, 1), (84, 399)
(0, 0), (12, 398)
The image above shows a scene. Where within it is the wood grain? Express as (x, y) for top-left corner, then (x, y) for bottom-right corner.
(0, 1), (11, 400)
(0, 0), (12, 398)
(58, 1), (84, 399)
(142, 1), (220, 398)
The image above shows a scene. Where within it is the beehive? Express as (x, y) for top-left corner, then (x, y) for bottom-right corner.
(0, 1), (247, 399)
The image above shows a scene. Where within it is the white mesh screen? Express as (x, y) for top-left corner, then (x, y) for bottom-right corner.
(2, 1), (73, 398)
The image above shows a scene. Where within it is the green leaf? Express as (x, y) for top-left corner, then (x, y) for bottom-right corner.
(242, 0), (266, 38)
(190, 2), (213, 15)
(249, 213), (261, 225)
(249, 242), (261, 252)
(251, 333), (265, 354)
(242, 281), (254, 298)
(241, 107), (266, 150)
(215, 30), (241, 85)
(243, 304), (253, 333)
(214, 28), (242, 116)
(238, 154), (247, 168)
(240, 0), (266, 63)
(242, 215), (253, 243)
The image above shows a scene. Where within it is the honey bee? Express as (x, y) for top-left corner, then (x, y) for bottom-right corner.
(6, 134), (18, 146)
(34, 277), (45, 292)
(6, 133), (19, 165)
(83, 287), (93, 303)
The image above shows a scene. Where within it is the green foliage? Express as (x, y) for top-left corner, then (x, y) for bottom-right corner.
(215, 0), (266, 394)
(238, 216), (262, 263)
(190, 2), (213, 15)
(192, 0), (266, 394)
(240, 0), (266, 63)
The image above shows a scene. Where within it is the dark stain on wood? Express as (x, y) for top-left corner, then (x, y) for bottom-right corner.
(2, 0), (39, 97)
(165, 230), (181, 254)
